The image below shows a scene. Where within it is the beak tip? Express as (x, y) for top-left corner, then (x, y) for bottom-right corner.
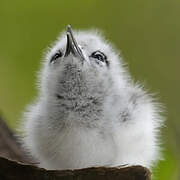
(67, 25), (72, 33)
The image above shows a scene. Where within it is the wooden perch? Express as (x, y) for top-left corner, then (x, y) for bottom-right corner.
(0, 156), (151, 180)
(0, 116), (31, 163)
(0, 116), (151, 180)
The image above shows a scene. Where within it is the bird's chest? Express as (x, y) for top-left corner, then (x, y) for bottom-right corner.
(43, 126), (116, 169)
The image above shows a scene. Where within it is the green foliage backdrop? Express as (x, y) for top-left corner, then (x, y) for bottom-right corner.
(0, 0), (179, 179)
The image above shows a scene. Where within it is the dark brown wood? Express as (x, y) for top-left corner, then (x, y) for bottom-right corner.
(0, 157), (151, 180)
(0, 116), (32, 163)
(0, 116), (151, 180)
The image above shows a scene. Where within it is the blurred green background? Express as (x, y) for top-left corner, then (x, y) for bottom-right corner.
(0, 0), (179, 179)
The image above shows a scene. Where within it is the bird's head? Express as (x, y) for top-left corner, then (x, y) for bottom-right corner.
(39, 25), (127, 100)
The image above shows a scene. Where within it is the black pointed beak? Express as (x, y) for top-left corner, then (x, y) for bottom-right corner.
(64, 25), (85, 61)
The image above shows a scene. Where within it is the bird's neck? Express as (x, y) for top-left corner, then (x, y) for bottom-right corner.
(45, 85), (107, 128)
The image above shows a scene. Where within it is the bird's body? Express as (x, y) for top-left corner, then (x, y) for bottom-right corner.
(21, 26), (163, 170)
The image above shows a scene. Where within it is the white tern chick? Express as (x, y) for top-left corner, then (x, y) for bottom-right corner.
(21, 25), (163, 170)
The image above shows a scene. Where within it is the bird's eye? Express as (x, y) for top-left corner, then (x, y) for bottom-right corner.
(50, 51), (63, 64)
(90, 50), (109, 66)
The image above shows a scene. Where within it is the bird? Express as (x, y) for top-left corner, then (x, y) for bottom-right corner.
(21, 25), (163, 170)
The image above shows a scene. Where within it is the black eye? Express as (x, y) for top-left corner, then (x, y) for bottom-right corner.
(50, 51), (63, 63)
(90, 50), (109, 66)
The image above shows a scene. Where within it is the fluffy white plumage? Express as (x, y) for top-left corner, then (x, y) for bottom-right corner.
(21, 26), (163, 170)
